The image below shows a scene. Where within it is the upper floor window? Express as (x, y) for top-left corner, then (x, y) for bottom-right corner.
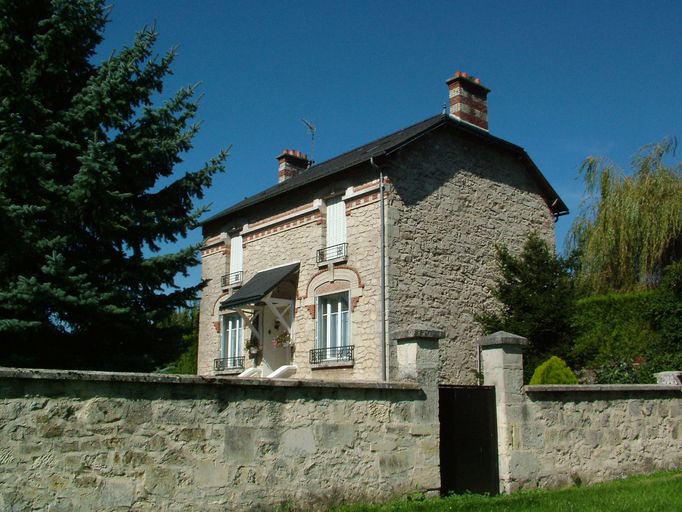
(227, 234), (243, 286)
(317, 196), (347, 264)
(326, 196), (346, 247)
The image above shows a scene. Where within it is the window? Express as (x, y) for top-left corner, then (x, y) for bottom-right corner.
(317, 196), (348, 263)
(220, 313), (243, 368)
(326, 196), (346, 247)
(316, 292), (350, 359)
(228, 234), (243, 285)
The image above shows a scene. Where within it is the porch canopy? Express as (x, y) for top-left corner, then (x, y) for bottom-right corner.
(220, 262), (300, 310)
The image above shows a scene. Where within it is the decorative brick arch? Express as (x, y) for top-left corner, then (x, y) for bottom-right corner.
(210, 292), (232, 333)
(302, 266), (364, 317)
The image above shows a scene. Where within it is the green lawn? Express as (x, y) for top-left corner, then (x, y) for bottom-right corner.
(333, 470), (682, 512)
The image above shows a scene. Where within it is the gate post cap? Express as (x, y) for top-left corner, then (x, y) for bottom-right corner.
(392, 323), (445, 341)
(478, 331), (528, 348)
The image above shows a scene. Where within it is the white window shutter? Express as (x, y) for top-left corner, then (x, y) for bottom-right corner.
(326, 196), (346, 247)
(230, 235), (243, 273)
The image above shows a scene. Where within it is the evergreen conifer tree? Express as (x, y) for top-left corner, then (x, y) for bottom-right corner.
(476, 233), (576, 381)
(0, 0), (226, 370)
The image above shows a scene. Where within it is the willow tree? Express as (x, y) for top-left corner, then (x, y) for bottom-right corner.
(569, 138), (682, 293)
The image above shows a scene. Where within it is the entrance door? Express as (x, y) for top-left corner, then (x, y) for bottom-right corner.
(260, 308), (290, 375)
(439, 385), (499, 495)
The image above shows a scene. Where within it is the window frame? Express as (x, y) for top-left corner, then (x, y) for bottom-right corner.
(220, 312), (244, 367)
(325, 195), (347, 247)
(316, 290), (351, 359)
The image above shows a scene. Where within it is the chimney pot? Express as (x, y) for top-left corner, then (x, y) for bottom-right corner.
(276, 148), (311, 183)
(445, 70), (490, 131)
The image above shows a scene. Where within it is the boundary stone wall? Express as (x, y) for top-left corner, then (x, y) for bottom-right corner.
(0, 334), (439, 512)
(479, 332), (682, 492)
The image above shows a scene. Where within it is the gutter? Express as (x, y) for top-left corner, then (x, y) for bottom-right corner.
(371, 156), (388, 381)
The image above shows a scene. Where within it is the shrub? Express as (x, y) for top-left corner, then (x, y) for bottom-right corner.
(530, 356), (579, 385)
(571, 290), (655, 369)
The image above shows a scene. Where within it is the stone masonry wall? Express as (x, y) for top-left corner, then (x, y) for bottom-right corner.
(478, 333), (682, 493)
(198, 171), (383, 381)
(0, 367), (439, 511)
(386, 129), (556, 384)
(198, 237), (228, 376)
(515, 387), (682, 489)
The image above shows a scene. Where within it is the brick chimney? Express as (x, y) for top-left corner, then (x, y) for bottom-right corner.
(276, 149), (310, 183)
(445, 71), (490, 131)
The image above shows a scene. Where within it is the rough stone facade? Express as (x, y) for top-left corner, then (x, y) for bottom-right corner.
(386, 129), (555, 384)
(200, 121), (557, 385)
(479, 333), (682, 492)
(0, 364), (439, 511)
(198, 172), (385, 380)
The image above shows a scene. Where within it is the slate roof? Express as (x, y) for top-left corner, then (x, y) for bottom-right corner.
(219, 262), (300, 310)
(202, 114), (568, 226)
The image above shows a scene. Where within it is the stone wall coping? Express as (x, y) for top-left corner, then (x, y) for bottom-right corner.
(0, 367), (419, 391)
(391, 323), (445, 341)
(525, 384), (682, 394)
(478, 331), (529, 347)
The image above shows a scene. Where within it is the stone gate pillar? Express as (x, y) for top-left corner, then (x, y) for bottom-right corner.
(478, 331), (528, 493)
(392, 323), (444, 494)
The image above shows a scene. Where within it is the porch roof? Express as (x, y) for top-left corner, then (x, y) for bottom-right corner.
(219, 262), (300, 310)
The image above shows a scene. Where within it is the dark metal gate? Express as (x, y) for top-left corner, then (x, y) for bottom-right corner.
(439, 385), (499, 495)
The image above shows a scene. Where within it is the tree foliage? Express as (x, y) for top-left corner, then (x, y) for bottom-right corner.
(160, 305), (199, 375)
(476, 233), (576, 381)
(646, 260), (682, 375)
(568, 138), (682, 293)
(0, 0), (226, 370)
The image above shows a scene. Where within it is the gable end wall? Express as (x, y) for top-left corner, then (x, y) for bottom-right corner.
(385, 129), (556, 384)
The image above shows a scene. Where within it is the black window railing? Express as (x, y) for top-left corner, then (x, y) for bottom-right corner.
(316, 243), (348, 263)
(309, 345), (354, 364)
(220, 271), (243, 288)
(214, 356), (245, 372)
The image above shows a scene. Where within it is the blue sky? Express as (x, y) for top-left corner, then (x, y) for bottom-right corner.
(99, 0), (682, 290)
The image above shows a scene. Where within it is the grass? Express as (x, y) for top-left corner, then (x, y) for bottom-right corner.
(330, 470), (682, 512)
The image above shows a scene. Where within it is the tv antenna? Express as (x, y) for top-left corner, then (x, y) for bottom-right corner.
(301, 118), (316, 165)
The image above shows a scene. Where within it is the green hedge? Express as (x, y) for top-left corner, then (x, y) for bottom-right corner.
(571, 290), (656, 370)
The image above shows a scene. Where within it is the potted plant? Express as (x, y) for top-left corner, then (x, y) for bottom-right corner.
(273, 332), (291, 348)
(245, 336), (260, 356)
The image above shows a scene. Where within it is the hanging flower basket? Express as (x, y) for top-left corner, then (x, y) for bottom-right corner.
(245, 336), (261, 356)
(272, 332), (291, 348)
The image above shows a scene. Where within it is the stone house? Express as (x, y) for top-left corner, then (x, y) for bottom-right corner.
(197, 71), (568, 383)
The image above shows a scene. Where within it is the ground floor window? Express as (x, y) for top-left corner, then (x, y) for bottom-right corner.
(317, 292), (350, 359)
(221, 313), (243, 367)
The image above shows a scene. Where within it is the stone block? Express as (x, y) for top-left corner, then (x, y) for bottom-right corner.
(282, 426), (315, 455)
(224, 426), (256, 463)
(98, 476), (135, 508)
(379, 450), (414, 475)
(314, 423), (355, 449)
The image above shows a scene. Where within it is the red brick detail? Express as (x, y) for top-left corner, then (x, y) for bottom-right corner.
(454, 111), (488, 130)
(243, 212), (322, 243)
(353, 179), (381, 193)
(302, 265), (364, 300)
(213, 321), (221, 333)
(247, 202), (317, 231)
(351, 296), (360, 312)
(451, 95), (488, 114)
(345, 192), (381, 212)
(307, 304), (316, 319)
